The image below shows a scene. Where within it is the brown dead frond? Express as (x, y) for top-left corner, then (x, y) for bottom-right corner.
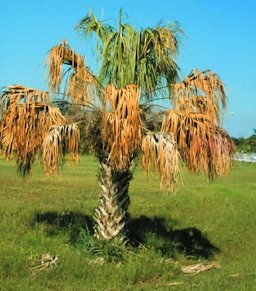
(172, 69), (226, 125)
(102, 84), (142, 169)
(43, 123), (80, 174)
(1, 84), (50, 106)
(162, 110), (234, 179)
(157, 26), (179, 55)
(47, 40), (103, 104)
(141, 132), (180, 191)
(0, 85), (51, 156)
(0, 88), (67, 175)
(208, 127), (235, 179)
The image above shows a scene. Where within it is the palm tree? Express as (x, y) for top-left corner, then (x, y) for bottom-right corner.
(0, 13), (234, 243)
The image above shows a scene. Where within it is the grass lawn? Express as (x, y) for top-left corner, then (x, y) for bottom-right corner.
(0, 155), (256, 290)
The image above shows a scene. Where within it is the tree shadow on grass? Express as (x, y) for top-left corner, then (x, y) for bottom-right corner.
(32, 211), (94, 244)
(32, 212), (219, 259)
(128, 216), (220, 259)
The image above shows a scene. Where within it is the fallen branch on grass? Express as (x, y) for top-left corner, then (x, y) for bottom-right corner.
(181, 262), (220, 275)
(31, 253), (59, 274)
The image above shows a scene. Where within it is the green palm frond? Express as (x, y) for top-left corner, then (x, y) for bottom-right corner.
(98, 23), (137, 88)
(76, 14), (113, 44)
(77, 12), (180, 96)
(137, 23), (180, 96)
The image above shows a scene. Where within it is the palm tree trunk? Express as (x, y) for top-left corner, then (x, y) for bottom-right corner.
(94, 162), (132, 242)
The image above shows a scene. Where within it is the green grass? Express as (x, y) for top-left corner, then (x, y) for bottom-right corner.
(0, 155), (256, 290)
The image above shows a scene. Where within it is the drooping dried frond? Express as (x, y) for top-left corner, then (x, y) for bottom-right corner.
(42, 124), (80, 174)
(1, 101), (67, 175)
(208, 128), (235, 179)
(141, 133), (180, 191)
(172, 69), (227, 124)
(47, 40), (103, 104)
(66, 69), (97, 105)
(156, 24), (180, 55)
(161, 110), (234, 179)
(102, 84), (141, 170)
(1, 84), (50, 107)
(47, 40), (78, 92)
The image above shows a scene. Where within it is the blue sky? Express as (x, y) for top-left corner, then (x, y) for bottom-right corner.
(1, 0), (256, 137)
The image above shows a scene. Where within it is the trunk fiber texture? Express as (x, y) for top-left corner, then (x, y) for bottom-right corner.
(94, 163), (132, 242)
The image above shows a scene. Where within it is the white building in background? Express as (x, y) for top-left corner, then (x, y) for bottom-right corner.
(234, 153), (256, 163)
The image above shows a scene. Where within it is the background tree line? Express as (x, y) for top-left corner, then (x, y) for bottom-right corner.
(232, 129), (256, 153)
